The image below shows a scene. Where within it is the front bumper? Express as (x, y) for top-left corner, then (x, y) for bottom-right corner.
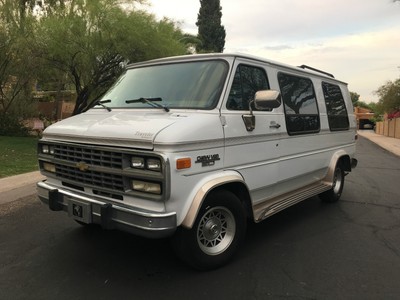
(37, 181), (177, 238)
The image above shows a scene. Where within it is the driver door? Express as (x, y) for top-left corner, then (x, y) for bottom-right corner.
(221, 61), (283, 208)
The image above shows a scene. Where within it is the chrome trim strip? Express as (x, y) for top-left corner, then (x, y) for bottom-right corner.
(42, 134), (153, 149)
(253, 181), (331, 222)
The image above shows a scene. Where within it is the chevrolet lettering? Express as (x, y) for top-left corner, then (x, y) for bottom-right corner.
(37, 53), (357, 270)
(195, 154), (221, 167)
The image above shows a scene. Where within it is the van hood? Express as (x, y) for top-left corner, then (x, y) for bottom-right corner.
(42, 110), (223, 150)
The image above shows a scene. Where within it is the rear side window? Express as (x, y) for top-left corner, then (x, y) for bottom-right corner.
(227, 65), (270, 110)
(278, 73), (320, 135)
(322, 82), (349, 131)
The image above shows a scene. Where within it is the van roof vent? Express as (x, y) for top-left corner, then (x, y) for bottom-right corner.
(298, 65), (334, 78)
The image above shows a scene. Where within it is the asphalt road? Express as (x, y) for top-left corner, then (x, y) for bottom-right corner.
(1, 136), (400, 300)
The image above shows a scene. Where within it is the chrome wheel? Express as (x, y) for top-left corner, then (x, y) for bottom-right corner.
(171, 190), (246, 270)
(332, 167), (343, 195)
(320, 162), (345, 203)
(197, 206), (236, 256)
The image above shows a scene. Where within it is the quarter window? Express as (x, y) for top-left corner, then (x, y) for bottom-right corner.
(227, 65), (270, 110)
(322, 82), (349, 131)
(278, 73), (320, 135)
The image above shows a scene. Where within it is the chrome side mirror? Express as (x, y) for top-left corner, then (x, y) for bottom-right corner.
(242, 90), (281, 131)
(254, 90), (281, 110)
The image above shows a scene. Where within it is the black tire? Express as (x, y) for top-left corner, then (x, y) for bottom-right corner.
(172, 190), (247, 270)
(320, 162), (345, 203)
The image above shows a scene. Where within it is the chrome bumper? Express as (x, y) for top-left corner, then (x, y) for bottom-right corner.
(37, 181), (177, 238)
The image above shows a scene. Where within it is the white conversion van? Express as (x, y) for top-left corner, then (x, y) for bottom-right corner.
(37, 53), (357, 270)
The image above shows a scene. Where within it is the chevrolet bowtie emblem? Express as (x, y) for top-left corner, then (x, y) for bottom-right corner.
(76, 161), (89, 172)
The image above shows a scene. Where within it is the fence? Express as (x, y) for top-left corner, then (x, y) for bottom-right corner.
(375, 118), (400, 139)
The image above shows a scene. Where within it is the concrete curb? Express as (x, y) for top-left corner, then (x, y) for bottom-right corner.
(0, 171), (45, 204)
(0, 171), (45, 193)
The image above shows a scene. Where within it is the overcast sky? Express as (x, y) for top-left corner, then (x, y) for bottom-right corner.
(141, 0), (400, 103)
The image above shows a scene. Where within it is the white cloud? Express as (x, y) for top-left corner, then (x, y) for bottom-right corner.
(145, 0), (400, 102)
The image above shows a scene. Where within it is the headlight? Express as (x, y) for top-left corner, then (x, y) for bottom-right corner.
(131, 157), (145, 169)
(147, 158), (161, 171)
(42, 145), (49, 154)
(131, 156), (162, 172)
(131, 180), (161, 195)
(41, 144), (55, 155)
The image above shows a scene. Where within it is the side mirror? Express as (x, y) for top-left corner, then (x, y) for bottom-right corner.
(254, 90), (281, 110)
(242, 90), (281, 132)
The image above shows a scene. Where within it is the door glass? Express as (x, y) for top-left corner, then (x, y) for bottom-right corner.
(227, 65), (270, 110)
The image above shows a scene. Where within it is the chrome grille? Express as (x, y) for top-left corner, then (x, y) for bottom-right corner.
(56, 164), (124, 191)
(54, 144), (123, 169)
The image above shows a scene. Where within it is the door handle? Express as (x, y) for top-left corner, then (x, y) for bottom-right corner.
(269, 122), (281, 129)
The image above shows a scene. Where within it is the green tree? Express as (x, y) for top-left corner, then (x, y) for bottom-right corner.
(350, 91), (360, 106)
(178, 33), (203, 54)
(35, 0), (186, 114)
(0, 0), (37, 116)
(374, 78), (400, 115)
(196, 0), (226, 53)
(354, 101), (371, 110)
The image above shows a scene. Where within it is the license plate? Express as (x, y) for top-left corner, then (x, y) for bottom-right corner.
(67, 198), (92, 224)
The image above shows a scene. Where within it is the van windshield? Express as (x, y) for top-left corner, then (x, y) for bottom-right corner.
(98, 60), (229, 110)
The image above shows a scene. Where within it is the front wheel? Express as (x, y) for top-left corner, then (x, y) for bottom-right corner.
(172, 190), (247, 270)
(320, 162), (345, 203)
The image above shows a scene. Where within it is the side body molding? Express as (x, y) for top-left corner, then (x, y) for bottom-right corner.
(181, 173), (245, 229)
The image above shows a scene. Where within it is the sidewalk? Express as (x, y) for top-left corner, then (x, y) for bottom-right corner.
(357, 130), (400, 157)
(0, 171), (45, 204)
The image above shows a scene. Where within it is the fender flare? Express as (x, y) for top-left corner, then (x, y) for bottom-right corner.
(181, 171), (245, 229)
(322, 150), (351, 186)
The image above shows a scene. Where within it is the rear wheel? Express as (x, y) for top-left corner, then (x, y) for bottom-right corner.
(320, 162), (345, 203)
(172, 190), (247, 270)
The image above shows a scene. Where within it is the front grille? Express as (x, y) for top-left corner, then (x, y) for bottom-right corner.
(54, 144), (123, 169)
(39, 141), (168, 201)
(56, 164), (124, 191)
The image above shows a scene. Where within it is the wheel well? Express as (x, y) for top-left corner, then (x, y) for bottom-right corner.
(210, 182), (254, 221)
(339, 155), (351, 172)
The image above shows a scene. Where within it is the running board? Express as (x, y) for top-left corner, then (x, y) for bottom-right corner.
(253, 182), (331, 222)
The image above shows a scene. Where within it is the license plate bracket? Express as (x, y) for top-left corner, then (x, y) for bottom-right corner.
(67, 198), (92, 224)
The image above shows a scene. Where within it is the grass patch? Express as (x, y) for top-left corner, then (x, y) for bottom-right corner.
(0, 136), (39, 178)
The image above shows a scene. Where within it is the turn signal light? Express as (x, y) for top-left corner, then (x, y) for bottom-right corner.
(176, 158), (191, 170)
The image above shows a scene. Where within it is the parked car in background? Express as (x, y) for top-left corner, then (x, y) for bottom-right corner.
(363, 123), (374, 129)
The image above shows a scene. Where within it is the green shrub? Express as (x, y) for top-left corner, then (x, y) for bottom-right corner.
(0, 114), (30, 137)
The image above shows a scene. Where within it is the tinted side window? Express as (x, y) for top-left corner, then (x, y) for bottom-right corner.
(322, 82), (349, 131)
(227, 65), (269, 110)
(278, 73), (320, 135)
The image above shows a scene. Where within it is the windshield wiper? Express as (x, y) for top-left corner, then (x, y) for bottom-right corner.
(125, 97), (169, 112)
(93, 99), (112, 112)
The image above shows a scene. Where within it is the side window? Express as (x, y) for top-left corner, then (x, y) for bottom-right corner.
(227, 65), (270, 110)
(322, 82), (349, 131)
(278, 73), (320, 135)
